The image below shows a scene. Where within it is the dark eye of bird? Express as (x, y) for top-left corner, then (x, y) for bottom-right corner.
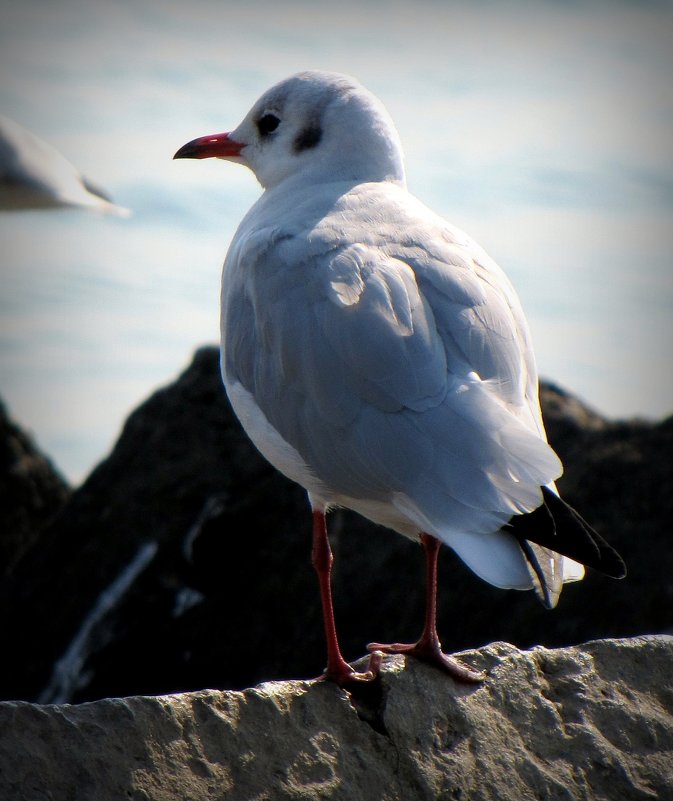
(257, 113), (280, 136)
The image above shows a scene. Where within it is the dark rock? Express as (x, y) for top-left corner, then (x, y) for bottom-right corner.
(1, 637), (672, 801)
(0, 347), (670, 703)
(0, 400), (69, 575)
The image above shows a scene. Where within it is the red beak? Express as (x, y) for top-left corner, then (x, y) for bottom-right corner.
(173, 132), (244, 160)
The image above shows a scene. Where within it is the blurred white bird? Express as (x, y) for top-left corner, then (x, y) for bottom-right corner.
(175, 71), (625, 686)
(0, 114), (129, 215)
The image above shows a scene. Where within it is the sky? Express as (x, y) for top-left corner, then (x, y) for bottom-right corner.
(1, 0), (672, 484)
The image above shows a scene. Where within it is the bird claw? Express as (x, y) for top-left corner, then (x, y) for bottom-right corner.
(367, 640), (485, 684)
(319, 650), (383, 688)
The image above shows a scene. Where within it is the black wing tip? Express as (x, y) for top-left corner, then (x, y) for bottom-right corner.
(511, 487), (627, 579)
(601, 551), (627, 580)
(518, 540), (556, 609)
(82, 176), (112, 203)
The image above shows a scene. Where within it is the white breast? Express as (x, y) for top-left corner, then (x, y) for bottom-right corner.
(225, 379), (329, 501)
(226, 377), (425, 535)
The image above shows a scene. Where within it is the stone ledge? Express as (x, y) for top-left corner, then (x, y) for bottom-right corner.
(1, 636), (672, 801)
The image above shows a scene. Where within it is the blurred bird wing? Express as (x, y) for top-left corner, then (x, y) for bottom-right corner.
(0, 115), (129, 214)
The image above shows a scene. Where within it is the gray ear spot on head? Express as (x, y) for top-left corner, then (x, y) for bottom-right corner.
(294, 125), (322, 153)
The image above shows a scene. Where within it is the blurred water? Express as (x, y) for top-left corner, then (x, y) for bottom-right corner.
(1, 0), (672, 483)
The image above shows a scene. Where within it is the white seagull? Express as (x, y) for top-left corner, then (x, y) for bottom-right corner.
(0, 114), (129, 215)
(175, 71), (625, 686)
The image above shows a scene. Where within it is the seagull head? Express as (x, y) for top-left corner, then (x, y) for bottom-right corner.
(174, 71), (406, 190)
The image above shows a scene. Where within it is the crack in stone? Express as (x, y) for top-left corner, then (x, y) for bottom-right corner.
(345, 677), (390, 737)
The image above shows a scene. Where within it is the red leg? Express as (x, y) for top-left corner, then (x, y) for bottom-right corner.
(312, 511), (380, 686)
(368, 533), (484, 683)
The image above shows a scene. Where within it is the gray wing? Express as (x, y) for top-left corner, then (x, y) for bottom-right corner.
(223, 214), (560, 534)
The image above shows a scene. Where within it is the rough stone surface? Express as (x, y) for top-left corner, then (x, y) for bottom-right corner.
(0, 637), (671, 801)
(0, 347), (671, 703)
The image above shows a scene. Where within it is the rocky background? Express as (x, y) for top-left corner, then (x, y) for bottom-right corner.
(0, 346), (671, 704)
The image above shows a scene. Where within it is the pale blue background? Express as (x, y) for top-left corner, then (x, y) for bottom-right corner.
(1, 0), (672, 483)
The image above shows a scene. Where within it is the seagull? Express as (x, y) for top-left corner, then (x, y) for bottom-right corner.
(0, 114), (129, 215)
(175, 71), (626, 686)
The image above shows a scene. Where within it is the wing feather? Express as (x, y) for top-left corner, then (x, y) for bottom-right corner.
(221, 183), (561, 541)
